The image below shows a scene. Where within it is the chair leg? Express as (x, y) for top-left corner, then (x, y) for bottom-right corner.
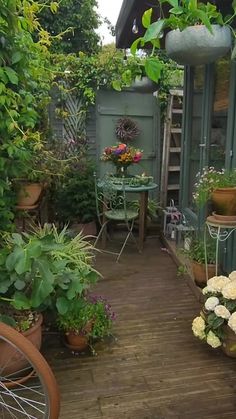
(116, 219), (135, 263)
(94, 221), (109, 248)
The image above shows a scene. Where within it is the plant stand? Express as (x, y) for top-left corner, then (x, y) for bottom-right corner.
(15, 203), (42, 231)
(204, 215), (236, 278)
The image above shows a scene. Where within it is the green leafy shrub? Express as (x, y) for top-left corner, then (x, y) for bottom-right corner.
(54, 160), (96, 224)
(57, 295), (115, 339)
(0, 224), (98, 328)
(181, 237), (216, 265)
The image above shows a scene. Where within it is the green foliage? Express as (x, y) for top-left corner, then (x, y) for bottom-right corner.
(0, 1), (53, 231)
(181, 236), (216, 264)
(133, 1), (232, 53)
(57, 295), (115, 339)
(128, 199), (161, 220)
(38, 0), (100, 54)
(0, 225), (98, 321)
(158, 0), (225, 33)
(193, 167), (236, 207)
(53, 159), (96, 223)
(177, 265), (187, 276)
(53, 48), (183, 124)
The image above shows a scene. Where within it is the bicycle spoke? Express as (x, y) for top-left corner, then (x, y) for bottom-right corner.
(0, 322), (60, 418)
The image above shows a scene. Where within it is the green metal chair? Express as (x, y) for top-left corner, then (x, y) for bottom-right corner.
(94, 174), (139, 262)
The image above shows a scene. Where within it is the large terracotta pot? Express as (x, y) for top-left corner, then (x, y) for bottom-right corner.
(211, 188), (236, 216)
(222, 326), (236, 358)
(0, 313), (43, 376)
(191, 261), (216, 287)
(17, 182), (43, 207)
(165, 25), (231, 66)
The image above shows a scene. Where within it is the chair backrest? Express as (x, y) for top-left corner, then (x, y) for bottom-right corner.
(94, 173), (128, 224)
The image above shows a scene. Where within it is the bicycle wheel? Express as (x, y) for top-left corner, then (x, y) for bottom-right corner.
(0, 321), (60, 418)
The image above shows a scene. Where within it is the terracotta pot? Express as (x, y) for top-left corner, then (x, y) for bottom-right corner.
(65, 332), (88, 351)
(191, 261), (216, 287)
(222, 326), (236, 358)
(0, 313), (43, 376)
(211, 188), (236, 216)
(17, 182), (43, 206)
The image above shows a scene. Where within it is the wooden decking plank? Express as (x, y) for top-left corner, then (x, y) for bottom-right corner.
(42, 238), (236, 418)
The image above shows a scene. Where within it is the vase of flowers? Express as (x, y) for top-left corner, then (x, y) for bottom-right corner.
(192, 272), (236, 357)
(101, 143), (142, 177)
(193, 167), (236, 217)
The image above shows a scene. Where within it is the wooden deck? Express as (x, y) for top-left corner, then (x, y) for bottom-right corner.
(44, 236), (236, 419)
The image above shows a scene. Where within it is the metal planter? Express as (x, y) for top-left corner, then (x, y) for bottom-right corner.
(165, 25), (232, 66)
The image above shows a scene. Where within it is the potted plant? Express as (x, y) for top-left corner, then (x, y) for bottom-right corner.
(131, 0), (235, 67)
(54, 160), (97, 235)
(181, 236), (217, 287)
(14, 143), (60, 207)
(57, 295), (115, 351)
(192, 271), (236, 357)
(0, 225), (98, 345)
(193, 167), (236, 218)
(111, 55), (157, 92)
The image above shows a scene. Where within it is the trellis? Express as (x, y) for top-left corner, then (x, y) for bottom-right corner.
(62, 91), (86, 146)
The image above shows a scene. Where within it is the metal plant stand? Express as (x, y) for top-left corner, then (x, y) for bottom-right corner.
(204, 215), (236, 279)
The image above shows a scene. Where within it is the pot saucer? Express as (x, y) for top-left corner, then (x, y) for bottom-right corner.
(212, 212), (236, 222)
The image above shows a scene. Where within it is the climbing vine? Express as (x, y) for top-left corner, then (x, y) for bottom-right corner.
(0, 0), (54, 231)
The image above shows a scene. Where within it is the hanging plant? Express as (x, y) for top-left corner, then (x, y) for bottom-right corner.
(115, 117), (140, 142)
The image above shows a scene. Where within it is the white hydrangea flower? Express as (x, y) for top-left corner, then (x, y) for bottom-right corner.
(205, 296), (219, 311)
(192, 316), (205, 340)
(228, 313), (236, 334)
(214, 305), (231, 319)
(206, 331), (221, 348)
(207, 276), (230, 293)
(222, 281), (236, 300)
(202, 286), (211, 295)
(229, 271), (236, 281)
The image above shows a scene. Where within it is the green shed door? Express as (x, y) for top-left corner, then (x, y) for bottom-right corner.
(96, 90), (160, 198)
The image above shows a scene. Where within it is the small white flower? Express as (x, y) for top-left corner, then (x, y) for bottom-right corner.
(222, 281), (236, 300)
(192, 316), (205, 340)
(202, 286), (211, 295)
(229, 271), (236, 281)
(206, 331), (221, 348)
(207, 276), (230, 293)
(205, 296), (219, 311)
(214, 305), (231, 319)
(228, 313), (236, 334)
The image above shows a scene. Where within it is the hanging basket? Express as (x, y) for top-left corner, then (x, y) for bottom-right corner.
(165, 25), (231, 66)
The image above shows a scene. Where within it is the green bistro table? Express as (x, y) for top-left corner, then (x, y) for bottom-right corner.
(98, 179), (158, 252)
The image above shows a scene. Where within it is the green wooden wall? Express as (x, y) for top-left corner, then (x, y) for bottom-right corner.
(96, 90), (160, 199)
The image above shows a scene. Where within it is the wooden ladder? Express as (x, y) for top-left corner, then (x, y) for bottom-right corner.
(160, 89), (183, 207)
